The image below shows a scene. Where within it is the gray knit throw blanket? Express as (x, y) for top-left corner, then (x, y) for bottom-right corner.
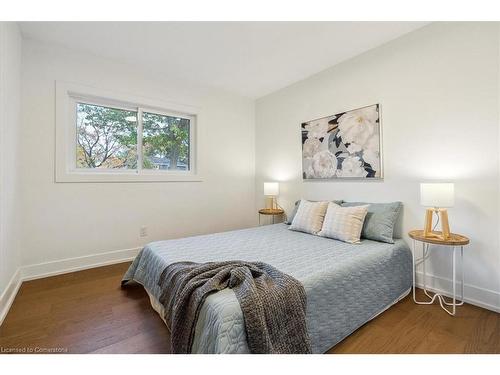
(158, 260), (311, 354)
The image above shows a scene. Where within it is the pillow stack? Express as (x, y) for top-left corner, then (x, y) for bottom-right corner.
(288, 199), (402, 244)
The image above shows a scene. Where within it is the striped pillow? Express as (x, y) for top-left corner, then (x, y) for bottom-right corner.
(289, 200), (329, 235)
(318, 202), (369, 243)
(285, 199), (344, 224)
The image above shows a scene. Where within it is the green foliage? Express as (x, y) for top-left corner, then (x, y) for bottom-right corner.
(76, 103), (137, 169)
(76, 103), (190, 170)
(142, 112), (190, 170)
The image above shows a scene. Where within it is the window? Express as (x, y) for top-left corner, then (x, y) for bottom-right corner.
(56, 82), (199, 182)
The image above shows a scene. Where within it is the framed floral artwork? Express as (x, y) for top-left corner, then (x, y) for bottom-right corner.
(301, 104), (382, 179)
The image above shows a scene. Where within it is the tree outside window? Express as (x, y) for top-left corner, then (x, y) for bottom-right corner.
(142, 112), (190, 171)
(76, 103), (190, 171)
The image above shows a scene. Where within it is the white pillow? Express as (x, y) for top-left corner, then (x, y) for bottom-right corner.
(289, 200), (329, 235)
(318, 202), (369, 243)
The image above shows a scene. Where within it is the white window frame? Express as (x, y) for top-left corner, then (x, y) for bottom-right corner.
(55, 81), (201, 182)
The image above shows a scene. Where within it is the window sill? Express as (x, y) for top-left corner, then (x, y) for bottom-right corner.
(55, 171), (203, 183)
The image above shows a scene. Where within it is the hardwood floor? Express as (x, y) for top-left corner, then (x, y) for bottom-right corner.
(0, 262), (498, 354)
(330, 291), (499, 354)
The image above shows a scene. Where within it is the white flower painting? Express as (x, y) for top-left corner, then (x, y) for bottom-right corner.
(301, 104), (382, 179)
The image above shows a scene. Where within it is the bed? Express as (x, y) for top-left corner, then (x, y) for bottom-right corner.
(122, 223), (412, 353)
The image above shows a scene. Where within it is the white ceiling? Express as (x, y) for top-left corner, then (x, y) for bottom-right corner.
(19, 22), (427, 99)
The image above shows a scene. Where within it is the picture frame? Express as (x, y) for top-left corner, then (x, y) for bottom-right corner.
(301, 104), (383, 180)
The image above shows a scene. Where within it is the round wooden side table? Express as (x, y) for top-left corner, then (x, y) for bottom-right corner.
(408, 229), (470, 316)
(258, 208), (285, 225)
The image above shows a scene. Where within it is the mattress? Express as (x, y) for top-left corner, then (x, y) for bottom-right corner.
(123, 223), (412, 353)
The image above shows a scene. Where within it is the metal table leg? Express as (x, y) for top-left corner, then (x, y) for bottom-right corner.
(413, 240), (464, 315)
(440, 245), (464, 315)
(413, 239), (440, 306)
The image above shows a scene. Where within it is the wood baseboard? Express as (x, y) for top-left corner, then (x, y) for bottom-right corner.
(21, 247), (141, 281)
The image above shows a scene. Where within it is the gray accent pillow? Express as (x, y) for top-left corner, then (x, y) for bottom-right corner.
(285, 199), (343, 224)
(340, 201), (402, 244)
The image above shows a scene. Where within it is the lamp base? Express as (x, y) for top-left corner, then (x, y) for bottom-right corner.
(423, 208), (451, 240)
(265, 196), (277, 210)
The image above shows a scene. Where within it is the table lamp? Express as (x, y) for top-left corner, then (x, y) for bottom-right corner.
(420, 183), (454, 240)
(264, 182), (279, 210)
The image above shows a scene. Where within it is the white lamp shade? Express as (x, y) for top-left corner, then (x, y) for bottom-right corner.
(264, 182), (279, 196)
(420, 183), (454, 208)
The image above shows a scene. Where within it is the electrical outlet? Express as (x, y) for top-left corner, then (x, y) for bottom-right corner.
(140, 226), (148, 238)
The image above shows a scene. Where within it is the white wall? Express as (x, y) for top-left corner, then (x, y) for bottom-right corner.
(19, 40), (256, 268)
(3, 22), (499, 318)
(256, 22), (500, 311)
(0, 23), (22, 316)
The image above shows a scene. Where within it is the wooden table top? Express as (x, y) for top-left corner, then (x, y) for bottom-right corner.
(258, 208), (284, 215)
(408, 230), (469, 246)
